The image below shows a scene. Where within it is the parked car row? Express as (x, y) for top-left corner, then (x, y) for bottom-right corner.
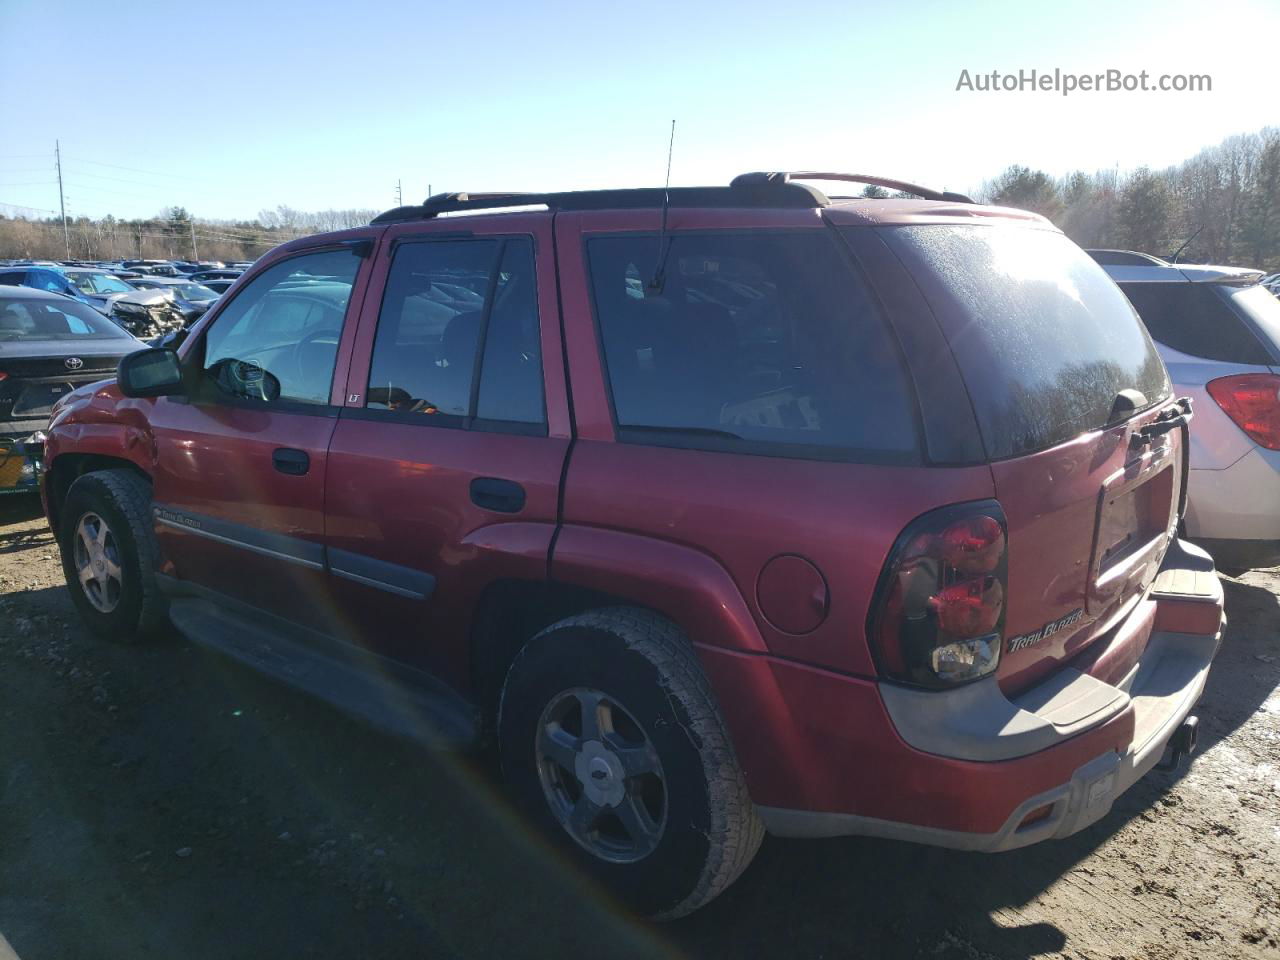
(34, 174), (1226, 918)
(0, 257), (250, 340)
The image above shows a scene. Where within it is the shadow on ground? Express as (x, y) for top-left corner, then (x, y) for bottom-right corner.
(1, 527), (1276, 957)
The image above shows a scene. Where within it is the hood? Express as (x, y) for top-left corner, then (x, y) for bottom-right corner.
(114, 288), (174, 307)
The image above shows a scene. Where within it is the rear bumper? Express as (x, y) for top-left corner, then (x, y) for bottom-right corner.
(1184, 447), (1280, 546)
(702, 540), (1223, 850)
(758, 627), (1219, 850)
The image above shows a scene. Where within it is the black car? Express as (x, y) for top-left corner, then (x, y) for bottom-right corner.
(196, 277), (237, 295)
(188, 269), (243, 283)
(0, 288), (144, 494)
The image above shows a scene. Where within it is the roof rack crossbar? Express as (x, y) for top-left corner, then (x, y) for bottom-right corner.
(730, 171), (973, 204)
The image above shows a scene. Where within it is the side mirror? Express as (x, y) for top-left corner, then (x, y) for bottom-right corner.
(118, 347), (184, 398)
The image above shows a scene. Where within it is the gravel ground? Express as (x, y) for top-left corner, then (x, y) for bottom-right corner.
(1, 494), (1277, 959)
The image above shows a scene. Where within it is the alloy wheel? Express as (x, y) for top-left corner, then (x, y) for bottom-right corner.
(535, 687), (667, 863)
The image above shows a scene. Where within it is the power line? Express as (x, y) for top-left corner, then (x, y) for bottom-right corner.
(61, 167), (184, 189)
(64, 156), (198, 181)
(0, 200), (61, 215)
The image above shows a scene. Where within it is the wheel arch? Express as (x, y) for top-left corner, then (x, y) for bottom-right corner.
(46, 453), (151, 532)
(470, 525), (767, 732)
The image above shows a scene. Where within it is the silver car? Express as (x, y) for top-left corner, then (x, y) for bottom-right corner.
(1091, 250), (1280, 570)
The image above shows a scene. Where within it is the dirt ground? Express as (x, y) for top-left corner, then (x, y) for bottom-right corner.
(0, 494), (1277, 960)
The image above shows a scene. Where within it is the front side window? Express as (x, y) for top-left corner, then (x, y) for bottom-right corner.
(365, 237), (543, 426)
(201, 247), (360, 406)
(587, 231), (919, 461)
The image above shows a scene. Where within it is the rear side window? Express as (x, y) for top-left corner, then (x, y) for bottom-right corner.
(587, 232), (918, 462)
(880, 225), (1170, 460)
(1119, 282), (1272, 364)
(365, 238), (543, 427)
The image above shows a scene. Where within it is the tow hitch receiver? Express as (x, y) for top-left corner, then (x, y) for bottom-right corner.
(1155, 715), (1199, 772)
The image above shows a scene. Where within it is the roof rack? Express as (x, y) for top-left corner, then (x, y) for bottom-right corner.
(371, 180), (831, 224)
(370, 171), (971, 224)
(730, 172), (973, 204)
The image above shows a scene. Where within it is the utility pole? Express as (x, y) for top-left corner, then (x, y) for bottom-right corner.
(189, 218), (199, 261)
(395, 180), (402, 206)
(55, 140), (69, 259)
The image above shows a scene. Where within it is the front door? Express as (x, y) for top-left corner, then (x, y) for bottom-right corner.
(150, 242), (372, 633)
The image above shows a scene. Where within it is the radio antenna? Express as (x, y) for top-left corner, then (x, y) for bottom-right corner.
(648, 119), (676, 293)
(1170, 223), (1203, 264)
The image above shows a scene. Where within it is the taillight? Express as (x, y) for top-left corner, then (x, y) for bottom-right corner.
(869, 501), (1007, 689)
(1206, 373), (1280, 450)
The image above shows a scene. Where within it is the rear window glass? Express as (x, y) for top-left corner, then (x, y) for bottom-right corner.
(879, 225), (1170, 460)
(1118, 282), (1271, 364)
(587, 232), (919, 462)
(0, 297), (134, 341)
(1220, 284), (1280, 361)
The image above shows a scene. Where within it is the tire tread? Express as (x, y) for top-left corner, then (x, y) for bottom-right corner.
(510, 606), (764, 919)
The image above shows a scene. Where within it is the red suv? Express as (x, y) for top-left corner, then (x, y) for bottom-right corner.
(41, 173), (1224, 918)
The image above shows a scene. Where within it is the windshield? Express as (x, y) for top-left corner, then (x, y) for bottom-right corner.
(877, 224), (1170, 459)
(0, 297), (134, 341)
(175, 282), (218, 301)
(67, 272), (136, 295)
(1224, 284), (1280, 357)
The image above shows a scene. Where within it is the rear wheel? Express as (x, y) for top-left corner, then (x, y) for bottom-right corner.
(59, 469), (168, 643)
(498, 607), (763, 918)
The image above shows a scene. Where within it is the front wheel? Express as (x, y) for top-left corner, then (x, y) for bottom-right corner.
(498, 608), (763, 919)
(59, 469), (168, 642)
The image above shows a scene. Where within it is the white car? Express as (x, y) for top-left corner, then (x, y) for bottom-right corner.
(1091, 250), (1280, 570)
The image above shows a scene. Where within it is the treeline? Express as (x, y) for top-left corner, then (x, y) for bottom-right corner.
(2, 127), (1278, 270)
(0, 204), (378, 263)
(977, 126), (1280, 270)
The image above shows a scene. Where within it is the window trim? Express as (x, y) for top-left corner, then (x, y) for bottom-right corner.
(357, 233), (549, 437)
(582, 227), (925, 466)
(184, 244), (364, 413)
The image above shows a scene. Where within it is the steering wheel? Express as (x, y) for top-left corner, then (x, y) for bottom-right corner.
(292, 329), (342, 387)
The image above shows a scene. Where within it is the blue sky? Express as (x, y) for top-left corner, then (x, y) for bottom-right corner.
(1, 0), (1276, 221)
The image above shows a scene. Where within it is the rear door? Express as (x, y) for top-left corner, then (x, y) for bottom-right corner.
(151, 241), (372, 632)
(878, 223), (1181, 694)
(322, 214), (570, 688)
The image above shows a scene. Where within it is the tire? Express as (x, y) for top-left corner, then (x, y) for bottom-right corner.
(59, 469), (168, 643)
(498, 607), (763, 919)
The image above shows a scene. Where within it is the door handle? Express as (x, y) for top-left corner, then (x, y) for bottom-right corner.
(272, 448), (310, 476)
(470, 477), (526, 513)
